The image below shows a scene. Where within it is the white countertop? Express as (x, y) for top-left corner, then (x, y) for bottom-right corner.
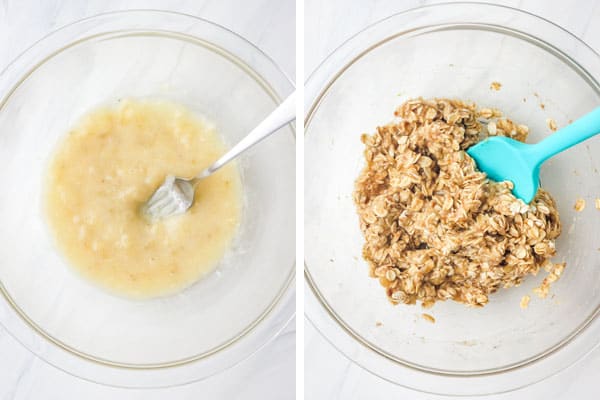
(0, 1), (295, 399)
(304, 0), (600, 399)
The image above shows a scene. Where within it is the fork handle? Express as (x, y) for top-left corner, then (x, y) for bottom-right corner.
(197, 91), (296, 179)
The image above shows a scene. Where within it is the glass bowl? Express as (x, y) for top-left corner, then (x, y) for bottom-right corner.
(0, 10), (295, 388)
(305, 3), (600, 396)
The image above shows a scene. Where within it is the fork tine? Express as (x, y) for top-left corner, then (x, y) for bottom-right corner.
(144, 176), (194, 219)
(160, 202), (180, 216)
(146, 194), (172, 214)
(147, 190), (167, 205)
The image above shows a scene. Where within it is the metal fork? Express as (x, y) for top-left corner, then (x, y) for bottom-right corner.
(143, 91), (296, 219)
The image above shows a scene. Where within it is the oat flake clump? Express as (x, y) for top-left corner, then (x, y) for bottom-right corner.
(353, 98), (563, 308)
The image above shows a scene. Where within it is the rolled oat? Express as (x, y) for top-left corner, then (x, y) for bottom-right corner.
(354, 98), (563, 308)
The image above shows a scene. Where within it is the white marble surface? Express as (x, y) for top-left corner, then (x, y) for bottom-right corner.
(305, 0), (600, 399)
(0, 1), (295, 399)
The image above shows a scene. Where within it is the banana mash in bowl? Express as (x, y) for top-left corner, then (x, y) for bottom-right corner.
(0, 11), (294, 388)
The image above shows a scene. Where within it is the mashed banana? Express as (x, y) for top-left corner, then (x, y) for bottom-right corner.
(45, 99), (242, 298)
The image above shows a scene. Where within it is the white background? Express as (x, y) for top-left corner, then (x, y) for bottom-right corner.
(0, 1), (295, 399)
(304, 0), (600, 399)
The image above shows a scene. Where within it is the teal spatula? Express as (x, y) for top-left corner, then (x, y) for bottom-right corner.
(467, 107), (600, 203)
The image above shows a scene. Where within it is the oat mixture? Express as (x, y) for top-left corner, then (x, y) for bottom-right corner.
(489, 81), (502, 91)
(354, 98), (564, 308)
(520, 295), (531, 309)
(574, 198), (586, 212)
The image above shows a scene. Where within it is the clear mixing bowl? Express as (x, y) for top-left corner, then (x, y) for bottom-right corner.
(0, 11), (295, 388)
(305, 3), (600, 396)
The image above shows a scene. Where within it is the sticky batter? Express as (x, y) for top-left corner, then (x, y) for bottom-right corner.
(45, 99), (242, 298)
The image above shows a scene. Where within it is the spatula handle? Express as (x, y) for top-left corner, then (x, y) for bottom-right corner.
(530, 106), (600, 164)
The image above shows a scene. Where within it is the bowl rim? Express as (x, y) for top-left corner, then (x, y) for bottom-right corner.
(0, 9), (296, 388)
(304, 1), (600, 395)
